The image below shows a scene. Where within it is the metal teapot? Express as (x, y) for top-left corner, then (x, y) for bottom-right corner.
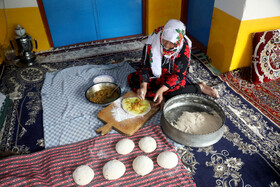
(10, 25), (38, 65)
(14, 34), (38, 54)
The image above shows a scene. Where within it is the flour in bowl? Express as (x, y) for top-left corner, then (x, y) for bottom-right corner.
(171, 111), (222, 134)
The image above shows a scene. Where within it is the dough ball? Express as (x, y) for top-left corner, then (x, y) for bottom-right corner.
(103, 159), (126, 180)
(72, 165), (94, 186)
(116, 138), (135, 155)
(138, 136), (157, 153)
(157, 151), (178, 169)
(132, 155), (154, 176)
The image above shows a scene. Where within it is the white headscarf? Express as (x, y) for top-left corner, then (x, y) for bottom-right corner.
(145, 19), (192, 78)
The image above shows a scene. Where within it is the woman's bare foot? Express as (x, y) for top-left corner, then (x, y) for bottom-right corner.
(199, 82), (219, 98)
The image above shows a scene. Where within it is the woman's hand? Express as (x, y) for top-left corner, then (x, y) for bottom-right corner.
(137, 82), (147, 100)
(153, 91), (163, 105)
(153, 85), (169, 106)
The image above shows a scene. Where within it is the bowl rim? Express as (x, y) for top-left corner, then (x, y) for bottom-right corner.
(85, 82), (121, 105)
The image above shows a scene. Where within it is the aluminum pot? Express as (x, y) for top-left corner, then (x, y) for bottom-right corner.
(161, 93), (225, 147)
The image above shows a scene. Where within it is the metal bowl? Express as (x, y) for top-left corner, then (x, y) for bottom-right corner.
(161, 93), (225, 147)
(85, 82), (121, 106)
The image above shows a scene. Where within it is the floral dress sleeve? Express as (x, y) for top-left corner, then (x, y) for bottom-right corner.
(163, 40), (191, 89)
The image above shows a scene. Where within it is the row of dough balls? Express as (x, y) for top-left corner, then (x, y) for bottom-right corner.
(72, 136), (178, 186)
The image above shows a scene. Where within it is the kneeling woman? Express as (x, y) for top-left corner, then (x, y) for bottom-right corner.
(127, 19), (218, 109)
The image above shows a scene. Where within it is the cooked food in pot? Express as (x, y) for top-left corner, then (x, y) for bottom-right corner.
(89, 87), (119, 104)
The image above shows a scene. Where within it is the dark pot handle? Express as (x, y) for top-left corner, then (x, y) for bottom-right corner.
(10, 40), (14, 50)
(34, 38), (38, 49)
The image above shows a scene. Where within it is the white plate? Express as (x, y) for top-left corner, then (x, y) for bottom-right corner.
(93, 75), (114, 84)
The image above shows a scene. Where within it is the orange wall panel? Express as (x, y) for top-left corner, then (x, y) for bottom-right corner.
(146, 0), (181, 34)
(5, 7), (50, 52)
(207, 8), (240, 73)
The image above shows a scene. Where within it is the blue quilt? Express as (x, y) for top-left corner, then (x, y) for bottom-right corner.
(41, 62), (133, 148)
(41, 61), (162, 148)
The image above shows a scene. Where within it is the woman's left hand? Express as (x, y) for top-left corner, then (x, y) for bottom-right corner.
(153, 85), (169, 106)
(153, 91), (163, 105)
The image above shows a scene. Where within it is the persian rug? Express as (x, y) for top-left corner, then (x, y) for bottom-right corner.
(220, 67), (280, 125)
(0, 124), (195, 187)
(0, 39), (279, 186)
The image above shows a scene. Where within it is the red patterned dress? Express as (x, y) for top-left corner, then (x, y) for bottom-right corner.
(127, 39), (201, 100)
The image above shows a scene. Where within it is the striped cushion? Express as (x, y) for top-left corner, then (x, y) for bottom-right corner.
(0, 124), (195, 186)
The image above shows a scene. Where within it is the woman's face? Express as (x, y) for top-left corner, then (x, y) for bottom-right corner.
(162, 39), (175, 50)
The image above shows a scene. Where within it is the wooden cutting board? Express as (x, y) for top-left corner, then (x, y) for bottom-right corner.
(96, 91), (159, 136)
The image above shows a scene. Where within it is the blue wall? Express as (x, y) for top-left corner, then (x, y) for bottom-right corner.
(186, 0), (215, 47)
(43, 0), (142, 48)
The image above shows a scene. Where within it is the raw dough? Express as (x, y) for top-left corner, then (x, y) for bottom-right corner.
(138, 136), (157, 153)
(172, 111), (222, 134)
(122, 97), (151, 116)
(72, 165), (94, 186)
(111, 98), (137, 122)
(132, 155), (154, 176)
(103, 159), (126, 180)
(115, 138), (135, 155)
(157, 151), (178, 169)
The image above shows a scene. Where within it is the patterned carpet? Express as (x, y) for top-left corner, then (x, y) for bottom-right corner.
(220, 67), (280, 126)
(0, 38), (279, 186)
(180, 59), (280, 187)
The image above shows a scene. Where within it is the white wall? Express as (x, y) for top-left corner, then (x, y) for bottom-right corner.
(0, 0), (38, 9)
(243, 0), (280, 20)
(214, 0), (280, 21)
(214, 0), (246, 20)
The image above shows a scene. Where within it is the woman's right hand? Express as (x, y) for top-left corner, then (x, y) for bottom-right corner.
(137, 82), (147, 100)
